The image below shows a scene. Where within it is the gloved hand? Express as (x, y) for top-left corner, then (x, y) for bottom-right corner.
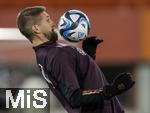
(103, 72), (135, 99)
(82, 36), (103, 59)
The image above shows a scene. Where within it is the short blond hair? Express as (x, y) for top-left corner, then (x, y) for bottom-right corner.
(17, 6), (46, 41)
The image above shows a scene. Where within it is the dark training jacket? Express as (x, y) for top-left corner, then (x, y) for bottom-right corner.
(33, 41), (124, 113)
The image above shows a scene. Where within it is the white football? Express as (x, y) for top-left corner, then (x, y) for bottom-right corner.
(58, 10), (90, 42)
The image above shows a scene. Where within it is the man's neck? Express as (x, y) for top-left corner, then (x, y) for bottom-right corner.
(32, 36), (49, 47)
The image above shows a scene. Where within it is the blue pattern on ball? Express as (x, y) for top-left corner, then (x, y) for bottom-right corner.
(63, 30), (70, 38)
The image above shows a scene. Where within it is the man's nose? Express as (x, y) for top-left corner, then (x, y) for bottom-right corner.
(51, 20), (55, 26)
(51, 22), (56, 28)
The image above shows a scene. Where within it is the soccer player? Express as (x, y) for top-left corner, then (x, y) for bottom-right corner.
(17, 6), (135, 113)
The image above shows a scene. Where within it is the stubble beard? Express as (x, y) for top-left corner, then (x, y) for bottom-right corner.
(45, 29), (58, 42)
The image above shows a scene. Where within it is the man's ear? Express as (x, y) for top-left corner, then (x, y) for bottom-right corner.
(32, 25), (41, 34)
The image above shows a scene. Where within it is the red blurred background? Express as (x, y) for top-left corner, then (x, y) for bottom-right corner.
(0, 0), (150, 64)
(0, 1), (150, 113)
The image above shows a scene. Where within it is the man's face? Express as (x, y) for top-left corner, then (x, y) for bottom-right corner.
(38, 11), (58, 41)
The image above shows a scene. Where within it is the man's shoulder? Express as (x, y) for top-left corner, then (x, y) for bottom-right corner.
(51, 42), (76, 55)
(35, 42), (67, 55)
(35, 42), (78, 63)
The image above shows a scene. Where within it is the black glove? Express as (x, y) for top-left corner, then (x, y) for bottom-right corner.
(82, 36), (103, 59)
(103, 72), (135, 99)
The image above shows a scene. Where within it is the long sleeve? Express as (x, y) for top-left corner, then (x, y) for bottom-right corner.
(47, 51), (104, 110)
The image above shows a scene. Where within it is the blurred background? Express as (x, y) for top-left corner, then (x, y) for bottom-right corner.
(0, 0), (150, 113)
